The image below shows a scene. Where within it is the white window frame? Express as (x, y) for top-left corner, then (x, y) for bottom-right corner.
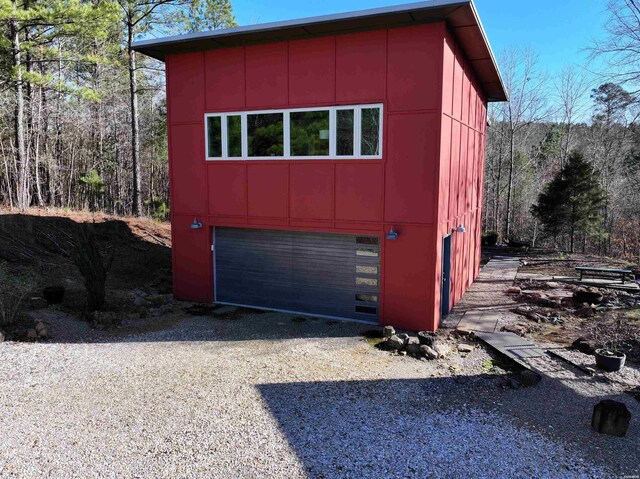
(204, 103), (383, 161)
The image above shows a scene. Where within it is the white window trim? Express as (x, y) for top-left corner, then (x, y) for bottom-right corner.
(205, 104), (383, 161)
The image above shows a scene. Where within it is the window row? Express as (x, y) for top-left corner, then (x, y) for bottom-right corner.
(205, 104), (382, 160)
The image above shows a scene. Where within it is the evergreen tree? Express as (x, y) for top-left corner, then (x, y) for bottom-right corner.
(531, 150), (607, 252)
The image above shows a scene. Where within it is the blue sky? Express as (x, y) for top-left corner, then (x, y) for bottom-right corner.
(232, 0), (611, 88)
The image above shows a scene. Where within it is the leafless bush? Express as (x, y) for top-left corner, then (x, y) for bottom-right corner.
(0, 262), (33, 326)
(583, 312), (639, 351)
(40, 223), (114, 311)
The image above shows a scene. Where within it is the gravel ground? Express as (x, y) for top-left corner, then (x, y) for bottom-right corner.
(0, 310), (637, 478)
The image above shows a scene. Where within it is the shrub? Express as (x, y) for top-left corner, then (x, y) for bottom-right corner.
(0, 262), (34, 327)
(482, 231), (499, 246)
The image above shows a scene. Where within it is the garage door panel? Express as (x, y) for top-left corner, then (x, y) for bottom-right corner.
(214, 227), (380, 321)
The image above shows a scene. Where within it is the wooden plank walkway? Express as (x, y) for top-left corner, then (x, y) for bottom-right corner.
(475, 331), (547, 369)
(453, 256), (521, 333)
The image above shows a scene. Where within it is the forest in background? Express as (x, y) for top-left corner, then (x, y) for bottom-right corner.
(0, 0), (236, 218)
(1, 0), (639, 259)
(484, 0), (640, 261)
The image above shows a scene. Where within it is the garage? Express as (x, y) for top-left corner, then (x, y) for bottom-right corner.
(214, 227), (380, 322)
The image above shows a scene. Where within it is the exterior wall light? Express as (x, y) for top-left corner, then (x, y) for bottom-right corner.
(456, 225), (466, 233)
(386, 227), (399, 240)
(191, 218), (203, 229)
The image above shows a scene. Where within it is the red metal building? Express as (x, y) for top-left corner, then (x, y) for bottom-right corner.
(133, 0), (507, 331)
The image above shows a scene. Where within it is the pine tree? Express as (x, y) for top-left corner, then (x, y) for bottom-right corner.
(531, 151), (607, 252)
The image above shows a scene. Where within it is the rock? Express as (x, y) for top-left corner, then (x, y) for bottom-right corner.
(457, 343), (474, 353)
(151, 304), (173, 317)
(417, 331), (437, 346)
(386, 334), (407, 351)
(35, 321), (49, 338)
(406, 341), (422, 357)
(0, 329), (5, 342)
(131, 288), (148, 298)
(419, 345), (439, 359)
(573, 289), (603, 305)
(507, 378), (522, 389)
(546, 281), (561, 289)
(591, 400), (631, 437)
(397, 350), (407, 356)
(133, 297), (150, 307)
(518, 370), (542, 387)
(453, 327), (474, 337)
(382, 325), (395, 338)
(433, 342), (451, 358)
(505, 286), (521, 294)
(576, 303), (595, 318)
(396, 333), (410, 342)
(92, 311), (119, 328)
(26, 329), (38, 340)
(29, 296), (48, 309)
(538, 298), (562, 309)
(571, 337), (597, 355)
(501, 323), (528, 336)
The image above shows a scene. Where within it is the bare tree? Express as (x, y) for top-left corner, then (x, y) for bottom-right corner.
(554, 65), (589, 166)
(591, 0), (640, 91)
(491, 47), (549, 240)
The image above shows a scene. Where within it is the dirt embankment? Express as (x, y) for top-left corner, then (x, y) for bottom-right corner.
(0, 208), (172, 312)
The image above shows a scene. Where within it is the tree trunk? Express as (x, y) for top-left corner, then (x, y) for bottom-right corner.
(127, 21), (142, 217)
(504, 129), (515, 240)
(10, 13), (29, 210)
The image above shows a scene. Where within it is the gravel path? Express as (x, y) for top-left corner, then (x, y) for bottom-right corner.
(0, 311), (636, 478)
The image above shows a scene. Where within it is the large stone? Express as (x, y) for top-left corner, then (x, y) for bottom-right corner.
(577, 303), (595, 318)
(35, 321), (50, 338)
(505, 286), (521, 294)
(419, 345), (439, 359)
(29, 296), (48, 310)
(417, 331), (437, 346)
(571, 337), (597, 355)
(0, 329), (5, 342)
(457, 343), (474, 353)
(518, 370), (542, 387)
(592, 400), (631, 437)
(386, 335), (407, 351)
(405, 341), (422, 357)
(433, 342), (451, 359)
(382, 326), (395, 338)
(573, 289), (603, 305)
(546, 281), (562, 289)
(26, 329), (38, 340)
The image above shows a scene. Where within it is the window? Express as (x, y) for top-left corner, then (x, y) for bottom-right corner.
(290, 110), (330, 156)
(227, 115), (242, 157)
(205, 104), (382, 160)
(361, 107), (381, 156)
(336, 108), (354, 156)
(207, 116), (222, 158)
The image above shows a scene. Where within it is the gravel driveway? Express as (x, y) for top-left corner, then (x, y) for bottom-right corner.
(0, 309), (638, 478)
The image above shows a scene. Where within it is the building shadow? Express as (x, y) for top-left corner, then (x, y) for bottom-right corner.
(256, 375), (640, 479)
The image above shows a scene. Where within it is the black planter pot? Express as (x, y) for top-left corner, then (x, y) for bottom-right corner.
(43, 286), (65, 305)
(595, 349), (626, 372)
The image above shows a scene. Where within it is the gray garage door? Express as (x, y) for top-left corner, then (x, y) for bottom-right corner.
(214, 227), (380, 322)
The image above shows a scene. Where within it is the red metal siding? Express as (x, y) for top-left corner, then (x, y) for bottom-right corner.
(245, 42), (288, 108)
(166, 21), (488, 332)
(289, 36), (336, 105)
(430, 28), (488, 328)
(335, 30), (386, 102)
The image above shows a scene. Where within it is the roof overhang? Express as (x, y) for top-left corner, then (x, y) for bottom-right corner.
(132, 0), (507, 102)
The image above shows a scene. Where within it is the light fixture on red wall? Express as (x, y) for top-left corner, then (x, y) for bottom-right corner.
(190, 218), (203, 229)
(453, 224), (466, 234)
(386, 227), (399, 240)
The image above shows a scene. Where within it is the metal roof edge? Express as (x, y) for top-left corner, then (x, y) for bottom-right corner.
(131, 0), (469, 50)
